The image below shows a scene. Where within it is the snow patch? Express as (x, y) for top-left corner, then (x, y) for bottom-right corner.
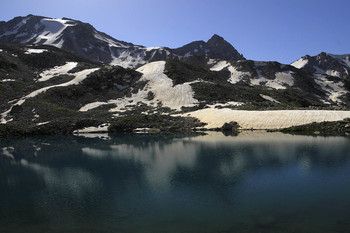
(110, 49), (146, 69)
(94, 33), (129, 48)
(135, 61), (198, 110)
(327, 54), (350, 68)
(291, 58), (308, 69)
(2, 16), (31, 36)
(325, 70), (341, 77)
(314, 74), (347, 103)
(80, 61), (199, 112)
(206, 101), (244, 109)
(37, 121), (50, 126)
(227, 66), (250, 84)
(73, 123), (110, 134)
(1, 67), (99, 124)
(24, 48), (48, 54)
(251, 71), (294, 90)
(38, 62), (78, 82)
(207, 59), (216, 65)
(260, 94), (280, 103)
(35, 18), (76, 47)
(79, 101), (108, 112)
(1, 79), (15, 82)
(209, 61), (250, 84)
(144, 47), (162, 52)
(210, 61), (229, 71)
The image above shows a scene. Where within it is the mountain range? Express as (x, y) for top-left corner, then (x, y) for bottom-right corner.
(0, 15), (244, 68)
(0, 15), (349, 136)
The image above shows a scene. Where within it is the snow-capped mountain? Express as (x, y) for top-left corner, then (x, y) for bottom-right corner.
(291, 52), (350, 79)
(1, 15), (350, 137)
(0, 15), (245, 69)
(1, 43), (350, 136)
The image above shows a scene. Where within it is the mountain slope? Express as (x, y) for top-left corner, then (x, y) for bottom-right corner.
(291, 52), (350, 79)
(0, 15), (245, 69)
(1, 15), (350, 136)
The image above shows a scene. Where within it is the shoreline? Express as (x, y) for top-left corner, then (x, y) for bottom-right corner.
(183, 109), (350, 130)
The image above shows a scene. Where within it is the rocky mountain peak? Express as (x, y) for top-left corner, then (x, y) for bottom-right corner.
(206, 34), (245, 60)
(173, 34), (245, 61)
(207, 34), (226, 46)
(291, 52), (350, 79)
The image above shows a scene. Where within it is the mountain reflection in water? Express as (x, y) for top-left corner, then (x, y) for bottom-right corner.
(1, 132), (350, 233)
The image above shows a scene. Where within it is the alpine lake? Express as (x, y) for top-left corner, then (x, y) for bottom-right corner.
(1, 131), (350, 233)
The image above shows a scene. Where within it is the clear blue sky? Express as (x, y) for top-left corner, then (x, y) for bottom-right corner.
(1, 0), (349, 64)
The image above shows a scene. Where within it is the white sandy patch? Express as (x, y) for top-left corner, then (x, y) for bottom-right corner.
(291, 58), (308, 69)
(184, 109), (350, 129)
(38, 62), (78, 82)
(1, 68), (99, 124)
(24, 48), (48, 54)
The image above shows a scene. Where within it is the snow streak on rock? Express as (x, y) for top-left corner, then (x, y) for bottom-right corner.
(1, 67), (99, 123)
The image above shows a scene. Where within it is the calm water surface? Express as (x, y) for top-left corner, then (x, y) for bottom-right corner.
(1, 132), (350, 233)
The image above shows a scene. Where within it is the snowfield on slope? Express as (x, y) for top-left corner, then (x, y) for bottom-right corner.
(184, 109), (350, 129)
(291, 58), (308, 69)
(34, 18), (76, 47)
(1, 67), (99, 124)
(313, 74), (347, 103)
(79, 61), (198, 112)
(38, 62), (78, 82)
(136, 61), (198, 110)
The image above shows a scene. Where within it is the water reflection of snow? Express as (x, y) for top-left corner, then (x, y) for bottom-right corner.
(82, 139), (199, 190)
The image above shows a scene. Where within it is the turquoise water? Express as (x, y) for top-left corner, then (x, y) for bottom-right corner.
(1, 132), (350, 233)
